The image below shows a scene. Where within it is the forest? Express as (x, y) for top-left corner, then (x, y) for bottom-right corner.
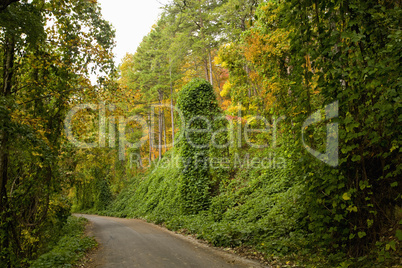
(0, 0), (401, 267)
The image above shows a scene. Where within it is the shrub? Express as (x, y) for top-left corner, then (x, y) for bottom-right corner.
(30, 216), (96, 268)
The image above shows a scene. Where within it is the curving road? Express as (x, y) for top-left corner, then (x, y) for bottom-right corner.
(77, 214), (267, 268)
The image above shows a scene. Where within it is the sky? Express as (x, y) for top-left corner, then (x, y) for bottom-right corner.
(96, 0), (168, 66)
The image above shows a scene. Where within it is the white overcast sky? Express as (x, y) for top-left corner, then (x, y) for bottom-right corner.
(97, 0), (168, 66)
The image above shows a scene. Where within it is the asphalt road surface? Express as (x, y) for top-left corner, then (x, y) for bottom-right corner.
(77, 214), (267, 268)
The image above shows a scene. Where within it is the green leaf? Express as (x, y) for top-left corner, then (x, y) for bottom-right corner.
(351, 155), (361, 162)
(342, 192), (351, 201)
(347, 205), (358, 213)
(386, 241), (396, 251)
(358, 232), (366, 238)
(396, 230), (402, 241)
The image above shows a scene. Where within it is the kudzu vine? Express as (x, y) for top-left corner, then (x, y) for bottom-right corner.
(177, 78), (222, 214)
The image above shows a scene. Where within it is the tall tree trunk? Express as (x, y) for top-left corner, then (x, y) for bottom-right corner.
(204, 59), (209, 82)
(158, 108), (162, 160)
(170, 64), (175, 145)
(158, 92), (163, 160)
(148, 113), (152, 165)
(208, 50), (213, 87)
(138, 150), (143, 168)
(163, 110), (167, 153)
(3, 35), (14, 95)
(0, 34), (15, 266)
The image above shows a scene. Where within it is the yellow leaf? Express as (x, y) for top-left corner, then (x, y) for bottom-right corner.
(347, 205), (358, 212)
(342, 192), (351, 201)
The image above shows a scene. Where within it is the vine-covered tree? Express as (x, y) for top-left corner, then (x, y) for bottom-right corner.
(0, 0), (115, 265)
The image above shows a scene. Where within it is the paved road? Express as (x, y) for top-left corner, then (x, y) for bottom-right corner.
(77, 214), (267, 268)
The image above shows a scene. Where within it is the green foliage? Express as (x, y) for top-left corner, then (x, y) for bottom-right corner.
(177, 78), (222, 214)
(280, 0), (402, 264)
(105, 149), (181, 221)
(94, 177), (113, 211)
(100, 146), (312, 264)
(0, 0), (115, 266)
(30, 216), (96, 268)
(37, 0), (400, 267)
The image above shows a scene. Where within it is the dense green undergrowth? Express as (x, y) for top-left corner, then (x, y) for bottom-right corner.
(83, 77), (401, 267)
(92, 151), (401, 267)
(29, 216), (96, 268)
(95, 148), (333, 266)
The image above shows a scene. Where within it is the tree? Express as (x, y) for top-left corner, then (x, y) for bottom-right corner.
(282, 0), (402, 260)
(166, 0), (223, 84)
(177, 78), (221, 214)
(0, 0), (115, 265)
(217, 0), (261, 42)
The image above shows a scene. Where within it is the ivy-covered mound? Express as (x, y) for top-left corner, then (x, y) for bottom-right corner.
(176, 78), (222, 214)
